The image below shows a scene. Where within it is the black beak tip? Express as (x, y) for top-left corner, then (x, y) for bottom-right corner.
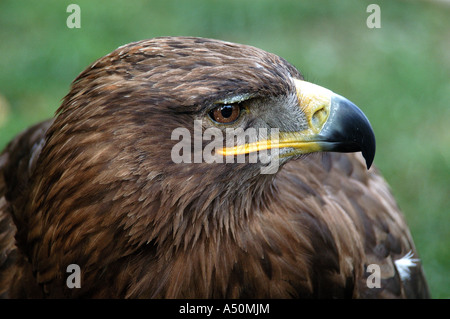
(362, 134), (376, 169)
(321, 95), (377, 170)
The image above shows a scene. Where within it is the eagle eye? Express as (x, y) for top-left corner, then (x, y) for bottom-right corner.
(208, 103), (242, 124)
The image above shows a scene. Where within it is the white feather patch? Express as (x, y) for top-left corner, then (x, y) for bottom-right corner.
(395, 251), (420, 281)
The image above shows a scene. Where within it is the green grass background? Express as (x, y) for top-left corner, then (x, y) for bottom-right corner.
(0, 0), (448, 298)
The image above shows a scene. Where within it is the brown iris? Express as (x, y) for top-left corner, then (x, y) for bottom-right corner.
(209, 104), (241, 124)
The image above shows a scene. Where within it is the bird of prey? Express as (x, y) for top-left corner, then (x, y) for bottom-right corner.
(0, 36), (429, 298)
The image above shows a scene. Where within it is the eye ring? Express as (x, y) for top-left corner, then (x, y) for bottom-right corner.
(208, 103), (242, 124)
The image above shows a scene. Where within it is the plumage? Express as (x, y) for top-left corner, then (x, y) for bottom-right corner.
(0, 36), (429, 298)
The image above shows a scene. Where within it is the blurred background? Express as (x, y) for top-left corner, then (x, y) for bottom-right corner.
(0, 0), (448, 298)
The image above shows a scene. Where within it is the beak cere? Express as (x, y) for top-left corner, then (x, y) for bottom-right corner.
(295, 79), (333, 135)
(217, 78), (376, 170)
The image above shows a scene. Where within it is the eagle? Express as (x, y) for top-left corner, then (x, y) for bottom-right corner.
(0, 36), (430, 298)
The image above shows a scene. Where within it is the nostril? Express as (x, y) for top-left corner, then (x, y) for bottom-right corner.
(311, 107), (328, 128)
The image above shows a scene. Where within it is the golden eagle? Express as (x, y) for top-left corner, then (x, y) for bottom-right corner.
(0, 37), (429, 298)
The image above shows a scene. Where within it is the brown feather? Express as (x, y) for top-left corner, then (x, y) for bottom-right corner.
(0, 37), (429, 298)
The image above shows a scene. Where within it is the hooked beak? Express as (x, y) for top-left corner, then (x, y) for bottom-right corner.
(218, 79), (376, 169)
